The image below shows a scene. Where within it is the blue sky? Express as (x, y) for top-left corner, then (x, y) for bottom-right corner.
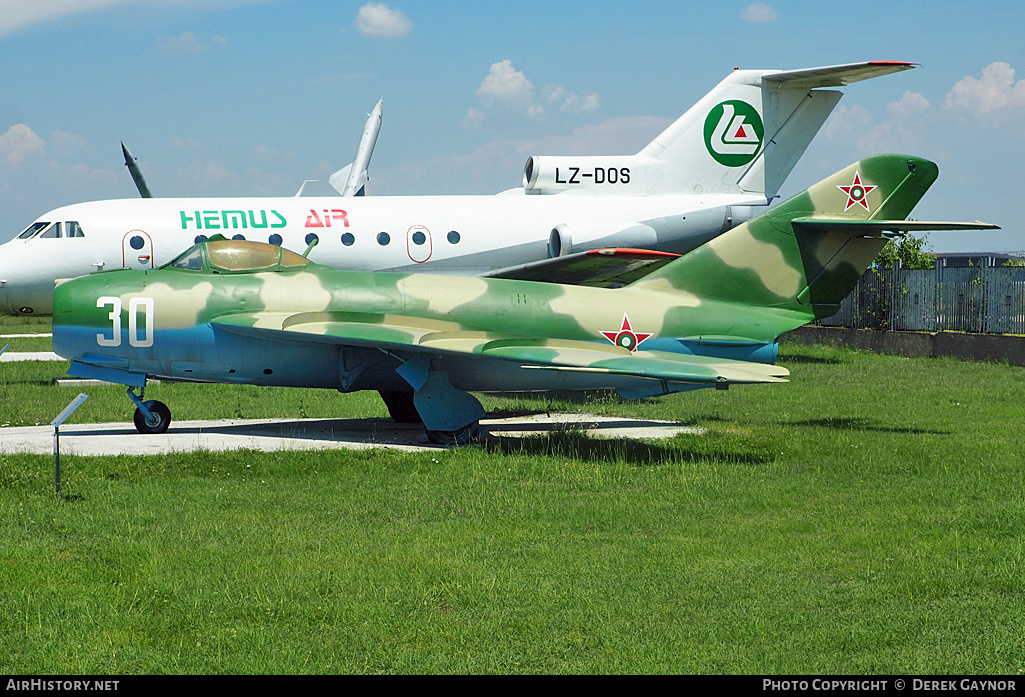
(2, 0), (1024, 251)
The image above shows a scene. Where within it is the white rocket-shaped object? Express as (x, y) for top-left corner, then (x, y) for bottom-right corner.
(330, 99), (383, 197)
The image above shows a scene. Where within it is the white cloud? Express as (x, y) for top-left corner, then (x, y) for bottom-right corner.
(543, 83), (600, 113)
(389, 115), (670, 195)
(561, 92), (601, 114)
(63, 162), (118, 189)
(888, 90), (931, 120)
(463, 107), (484, 128)
(472, 62), (600, 123)
(740, 3), (778, 23)
(817, 91), (935, 158)
(0, 0), (275, 37)
(176, 157), (235, 189)
(943, 62), (1025, 115)
(0, 123), (117, 225)
(819, 104), (874, 142)
(0, 0), (124, 36)
(0, 124), (47, 167)
(250, 145), (297, 163)
(51, 130), (87, 158)
(542, 85), (565, 104)
(157, 30), (228, 54)
(354, 3), (412, 38)
(477, 60), (535, 106)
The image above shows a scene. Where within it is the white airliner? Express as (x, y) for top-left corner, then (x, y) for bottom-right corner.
(0, 61), (915, 316)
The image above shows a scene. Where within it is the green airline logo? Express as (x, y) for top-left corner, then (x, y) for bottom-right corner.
(180, 209), (286, 231)
(703, 100), (763, 167)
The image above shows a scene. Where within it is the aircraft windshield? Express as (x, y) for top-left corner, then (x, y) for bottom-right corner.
(16, 220), (85, 240)
(169, 246), (204, 271)
(167, 239), (311, 272)
(18, 222), (48, 239)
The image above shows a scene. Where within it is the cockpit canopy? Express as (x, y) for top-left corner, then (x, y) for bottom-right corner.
(165, 239), (312, 273)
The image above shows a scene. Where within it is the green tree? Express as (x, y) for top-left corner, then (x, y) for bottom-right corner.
(874, 234), (936, 269)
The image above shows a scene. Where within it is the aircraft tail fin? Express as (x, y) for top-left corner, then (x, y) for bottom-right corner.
(636, 61), (915, 198)
(630, 154), (997, 321)
(521, 62), (915, 198)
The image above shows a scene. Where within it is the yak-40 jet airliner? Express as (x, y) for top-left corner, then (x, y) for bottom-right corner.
(0, 61), (914, 316)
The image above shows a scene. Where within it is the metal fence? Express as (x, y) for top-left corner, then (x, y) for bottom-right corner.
(816, 265), (1025, 334)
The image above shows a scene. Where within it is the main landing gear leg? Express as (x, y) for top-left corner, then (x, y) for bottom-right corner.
(394, 355), (485, 446)
(127, 386), (172, 435)
(378, 390), (423, 424)
(413, 372), (486, 446)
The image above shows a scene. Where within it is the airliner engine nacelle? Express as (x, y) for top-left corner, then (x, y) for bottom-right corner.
(547, 221), (658, 258)
(523, 156), (661, 195)
(727, 205), (757, 229)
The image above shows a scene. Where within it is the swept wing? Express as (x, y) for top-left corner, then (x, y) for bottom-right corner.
(212, 311), (788, 386)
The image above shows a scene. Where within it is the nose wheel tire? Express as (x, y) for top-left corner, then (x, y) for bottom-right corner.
(133, 400), (171, 434)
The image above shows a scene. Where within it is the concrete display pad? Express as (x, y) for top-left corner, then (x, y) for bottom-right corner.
(0, 351), (62, 362)
(0, 413), (703, 456)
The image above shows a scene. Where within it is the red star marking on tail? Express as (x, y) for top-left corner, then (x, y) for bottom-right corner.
(601, 315), (652, 352)
(837, 171), (876, 211)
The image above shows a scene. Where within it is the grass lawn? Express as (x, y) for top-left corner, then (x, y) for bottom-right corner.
(1, 315), (1023, 673)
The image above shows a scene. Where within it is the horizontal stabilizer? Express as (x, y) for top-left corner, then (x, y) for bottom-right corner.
(763, 61), (917, 87)
(791, 217), (1001, 236)
(485, 248), (681, 287)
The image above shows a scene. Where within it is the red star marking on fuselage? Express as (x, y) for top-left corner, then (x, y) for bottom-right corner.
(837, 171), (877, 211)
(601, 314), (652, 352)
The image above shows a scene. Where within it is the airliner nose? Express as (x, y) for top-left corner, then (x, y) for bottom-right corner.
(0, 249), (49, 315)
(0, 281), (11, 315)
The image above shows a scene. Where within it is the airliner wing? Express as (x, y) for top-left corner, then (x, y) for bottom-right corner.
(484, 248), (681, 287)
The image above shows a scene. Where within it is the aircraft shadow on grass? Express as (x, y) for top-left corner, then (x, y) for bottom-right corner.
(484, 428), (772, 466)
(787, 416), (949, 435)
(777, 353), (847, 365)
(60, 414), (771, 466)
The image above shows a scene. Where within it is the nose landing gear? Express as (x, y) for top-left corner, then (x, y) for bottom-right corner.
(126, 386), (171, 434)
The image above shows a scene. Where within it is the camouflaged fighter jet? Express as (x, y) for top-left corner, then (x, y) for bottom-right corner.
(52, 154), (997, 443)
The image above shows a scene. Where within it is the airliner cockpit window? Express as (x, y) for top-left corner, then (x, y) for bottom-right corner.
(39, 223), (62, 239)
(17, 222), (48, 239)
(65, 221), (85, 238)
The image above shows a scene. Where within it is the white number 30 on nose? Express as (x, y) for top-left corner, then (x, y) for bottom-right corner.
(96, 296), (154, 348)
